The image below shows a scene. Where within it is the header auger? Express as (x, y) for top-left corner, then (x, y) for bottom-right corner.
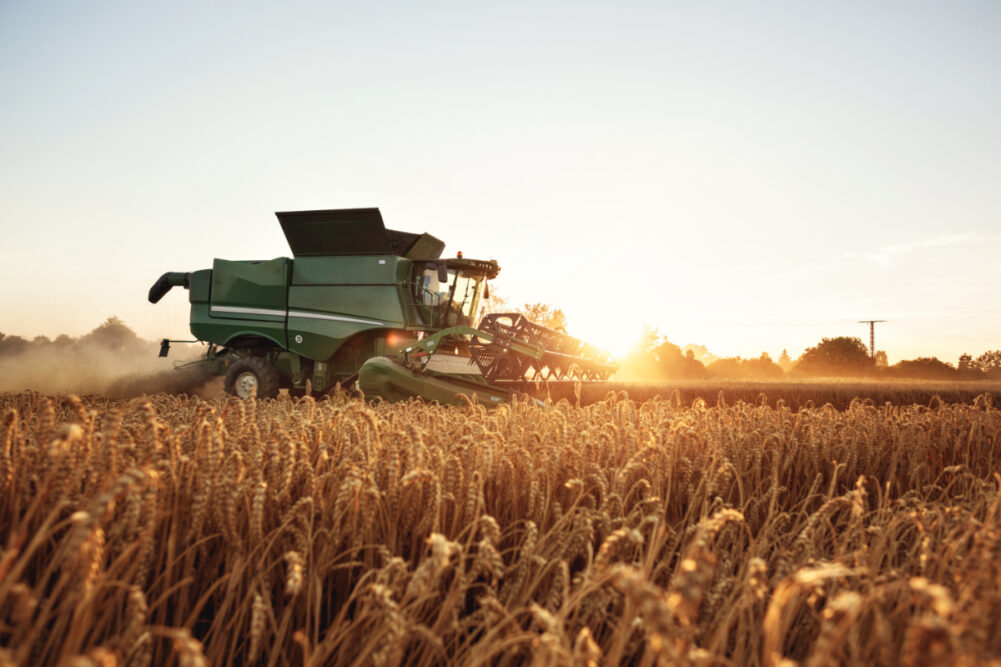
(149, 208), (616, 405)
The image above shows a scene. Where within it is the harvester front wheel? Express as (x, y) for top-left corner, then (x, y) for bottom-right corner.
(225, 357), (280, 399)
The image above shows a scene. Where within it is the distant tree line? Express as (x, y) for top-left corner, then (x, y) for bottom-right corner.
(0, 317), (151, 357)
(618, 330), (1001, 382)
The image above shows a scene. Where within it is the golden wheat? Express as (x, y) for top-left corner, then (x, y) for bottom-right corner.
(0, 388), (999, 665)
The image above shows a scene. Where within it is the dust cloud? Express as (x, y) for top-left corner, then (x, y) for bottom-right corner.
(0, 318), (220, 398)
(0, 341), (219, 398)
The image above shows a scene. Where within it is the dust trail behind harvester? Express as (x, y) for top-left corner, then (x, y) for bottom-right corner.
(0, 320), (218, 398)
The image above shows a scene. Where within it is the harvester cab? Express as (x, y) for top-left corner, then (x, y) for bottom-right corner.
(150, 208), (615, 404)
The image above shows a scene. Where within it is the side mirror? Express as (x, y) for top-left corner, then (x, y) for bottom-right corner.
(159, 339), (170, 358)
(437, 264), (448, 283)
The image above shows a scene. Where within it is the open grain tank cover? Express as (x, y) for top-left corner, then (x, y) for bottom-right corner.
(276, 208), (445, 259)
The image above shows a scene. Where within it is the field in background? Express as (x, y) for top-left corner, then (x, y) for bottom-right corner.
(1, 390), (1000, 665)
(566, 379), (1001, 411)
(160, 377), (1001, 410)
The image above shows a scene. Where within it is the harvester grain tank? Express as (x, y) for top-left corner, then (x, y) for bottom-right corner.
(149, 208), (615, 404)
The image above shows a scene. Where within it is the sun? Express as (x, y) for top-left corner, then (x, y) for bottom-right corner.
(567, 316), (638, 360)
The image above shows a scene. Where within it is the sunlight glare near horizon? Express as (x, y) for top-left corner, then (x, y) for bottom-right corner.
(569, 310), (645, 359)
(0, 2), (998, 364)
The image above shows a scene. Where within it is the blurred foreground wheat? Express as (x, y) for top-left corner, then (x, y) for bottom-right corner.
(1, 389), (1000, 666)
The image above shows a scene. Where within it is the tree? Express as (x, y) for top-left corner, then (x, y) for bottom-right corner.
(974, 350), (1001, 379)
(682, 344), (718, 366)
(777, 349), (794, 372)
(80, 316), (145, 352)
(481, 287), (511, 316)
(651, 339), (708, 380)
(707, 357), (744, 379)
(617, 326), (664, 380)
(957, 353), (982, 379)
(519, 303), (567, 331)
(890, 357), (957, 380)
(746, 352), (784, 378)
(707, 352), (784, 379)
(874, 350), (888, 369)
(794, 337), (874, 377)
(618, 328), (709, 380)
(630, 326), (661, 359)
(0, 334), (29, 357)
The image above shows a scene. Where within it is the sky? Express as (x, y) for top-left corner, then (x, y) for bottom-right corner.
(1, 1), (999, 364)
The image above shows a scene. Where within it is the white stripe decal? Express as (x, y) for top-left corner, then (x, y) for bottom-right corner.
(288, 310), (384, 326)
(210, 305), (384, 327)
(211, 305), (285, 317)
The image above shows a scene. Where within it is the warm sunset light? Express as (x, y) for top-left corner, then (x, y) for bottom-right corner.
(570, 315), (643, 360)
(2, 5), (1000, 664)
(2, 2), (999, 372)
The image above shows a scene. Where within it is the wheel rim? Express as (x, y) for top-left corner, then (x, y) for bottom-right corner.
(234, 371), (259, 399)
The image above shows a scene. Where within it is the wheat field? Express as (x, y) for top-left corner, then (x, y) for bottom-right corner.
(1, 389), (1000, 666)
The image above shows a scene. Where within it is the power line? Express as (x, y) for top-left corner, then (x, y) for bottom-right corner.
(858, 320), (886, 358)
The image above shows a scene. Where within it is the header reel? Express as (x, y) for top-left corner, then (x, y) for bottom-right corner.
(391, 312), (617, 401)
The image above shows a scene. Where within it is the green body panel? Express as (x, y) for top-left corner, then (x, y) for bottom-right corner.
(287, 286), (403, 359)
(211, 258), (290, 318)
(285, 313), (370, 361)
(286, 255), (415, 360)
(188, 270), (212, 304)
(290, 255), (405, 285)
(190, 259), (292, 350)
(357, 356), (510, 406)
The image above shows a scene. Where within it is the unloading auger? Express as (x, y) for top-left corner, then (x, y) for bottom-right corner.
(149, 207), (617, 405)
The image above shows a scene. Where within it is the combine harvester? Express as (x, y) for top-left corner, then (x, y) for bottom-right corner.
(149, 208), (616, 404)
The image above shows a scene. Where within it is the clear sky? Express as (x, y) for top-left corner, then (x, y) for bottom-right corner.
(1, 1), (999, 363)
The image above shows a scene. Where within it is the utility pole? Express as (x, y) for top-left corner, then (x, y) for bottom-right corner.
(858, 320), (886, 358)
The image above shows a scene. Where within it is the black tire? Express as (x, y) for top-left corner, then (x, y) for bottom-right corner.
(224, 357), (280, 399)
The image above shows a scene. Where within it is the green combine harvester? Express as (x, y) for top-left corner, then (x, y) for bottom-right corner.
(149, 208), (616, 404)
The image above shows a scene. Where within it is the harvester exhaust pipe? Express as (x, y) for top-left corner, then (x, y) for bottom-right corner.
(148, 272), (190, 304)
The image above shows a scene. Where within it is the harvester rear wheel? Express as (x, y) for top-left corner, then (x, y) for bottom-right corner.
(225, 357), (280, 399)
